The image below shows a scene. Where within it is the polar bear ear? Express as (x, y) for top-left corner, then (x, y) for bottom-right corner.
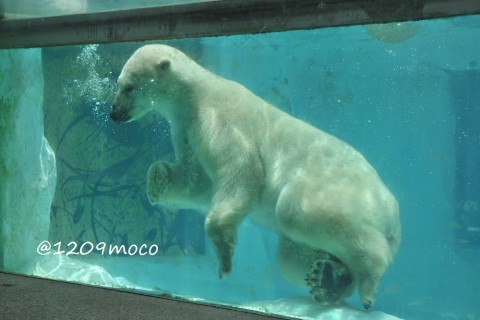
(157, 60), (171, 72)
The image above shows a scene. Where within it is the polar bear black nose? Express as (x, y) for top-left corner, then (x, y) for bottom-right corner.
(110, 105), (132, 124)
(109, 106), (119, 121)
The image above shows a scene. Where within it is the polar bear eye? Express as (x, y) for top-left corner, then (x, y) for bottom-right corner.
(158, 60), (171, 72)
(124, 86), (135, 94)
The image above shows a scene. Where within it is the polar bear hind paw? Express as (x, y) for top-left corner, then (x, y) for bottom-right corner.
(305, 257), (353, 304)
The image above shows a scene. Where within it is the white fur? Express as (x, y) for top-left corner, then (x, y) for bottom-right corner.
(111, 44), (401, 309)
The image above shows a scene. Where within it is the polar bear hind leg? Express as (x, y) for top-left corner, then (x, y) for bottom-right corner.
(353, 231), (391, 309)
(275, 182), (391, 309)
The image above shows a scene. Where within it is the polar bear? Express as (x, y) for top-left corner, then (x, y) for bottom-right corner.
(110, 44), (400, 309)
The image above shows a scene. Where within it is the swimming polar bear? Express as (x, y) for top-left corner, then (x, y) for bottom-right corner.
(110, 44), (400, 309)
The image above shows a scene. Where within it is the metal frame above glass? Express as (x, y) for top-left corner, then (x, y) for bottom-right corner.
(1, 0), (480, 49)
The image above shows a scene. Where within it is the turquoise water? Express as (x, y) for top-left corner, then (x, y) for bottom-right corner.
(1, 14), (480, 319)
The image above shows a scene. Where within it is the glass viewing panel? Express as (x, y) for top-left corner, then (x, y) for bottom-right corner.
(1, 13), (480, 320)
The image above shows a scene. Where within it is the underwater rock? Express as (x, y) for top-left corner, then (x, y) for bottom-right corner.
(34, 255), (136, 289)
(0, 49), (57, 273)
(364, 22), (419, 43)
(241, 297), (401, 320)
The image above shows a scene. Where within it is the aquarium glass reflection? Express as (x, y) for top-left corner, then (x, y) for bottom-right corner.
(0, 0), (211, 19)
(1, 14), (480, 320)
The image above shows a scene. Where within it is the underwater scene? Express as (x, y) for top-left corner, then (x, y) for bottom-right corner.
(1, 14), (480, 320)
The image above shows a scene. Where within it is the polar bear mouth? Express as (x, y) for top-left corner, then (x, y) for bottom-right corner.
(110, 109), (132, 124)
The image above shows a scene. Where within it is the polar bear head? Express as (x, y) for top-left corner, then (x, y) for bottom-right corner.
(110, 44), (196, 124)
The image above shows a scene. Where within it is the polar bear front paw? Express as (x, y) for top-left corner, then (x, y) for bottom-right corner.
(147, 161), (172, 203)
(305, 257), (353, 304)
(218, 254), (232, 279)
(204, 214), (236, 279)
(213, 233), (235, 279)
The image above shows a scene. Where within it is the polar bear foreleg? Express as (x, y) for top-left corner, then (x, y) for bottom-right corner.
(146, 160), (211, 208)
(204, 208), (240, 278)
(204, 182), (257, 278)
(203, 155), (264, 278)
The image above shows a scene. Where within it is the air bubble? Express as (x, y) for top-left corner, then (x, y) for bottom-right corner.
(63, 44), (117, 127)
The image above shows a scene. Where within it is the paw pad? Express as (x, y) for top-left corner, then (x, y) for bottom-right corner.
(305, 257), (353, 304)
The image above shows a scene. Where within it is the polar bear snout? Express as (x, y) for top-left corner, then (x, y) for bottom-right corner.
(109, 104), (132, 124)
(110, 87), (135, 124)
